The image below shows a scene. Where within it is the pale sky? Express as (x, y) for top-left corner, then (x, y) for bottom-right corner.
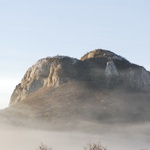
(0, 0), (150, 109)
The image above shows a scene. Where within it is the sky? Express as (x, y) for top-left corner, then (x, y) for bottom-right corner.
(0, 0), (150, 109)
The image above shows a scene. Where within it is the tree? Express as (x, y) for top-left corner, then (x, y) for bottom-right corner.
(37, 143), (53, 150)
(84, 142), (107, 150)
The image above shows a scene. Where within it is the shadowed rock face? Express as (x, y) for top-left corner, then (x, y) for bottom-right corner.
(9, 49), (150, 106)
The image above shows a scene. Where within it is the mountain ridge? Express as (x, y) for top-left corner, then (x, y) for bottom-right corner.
(10, 49), (150, 105)
(1, 48), (150, 130)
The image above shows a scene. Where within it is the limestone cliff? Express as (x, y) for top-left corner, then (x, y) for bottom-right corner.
(10, 56), (79, 105)
(105, 60), (119, 87)
(127, 66), (150, 91)
(9, 49), (150, 105)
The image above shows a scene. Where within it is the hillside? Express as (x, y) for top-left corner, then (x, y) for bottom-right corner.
(0, 49), (150, 130)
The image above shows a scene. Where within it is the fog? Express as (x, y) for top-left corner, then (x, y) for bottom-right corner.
(0, 123), (150, 150)
(1, 81), (150, 150)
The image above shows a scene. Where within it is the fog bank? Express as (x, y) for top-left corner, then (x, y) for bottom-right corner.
(0, 123), (150, 150)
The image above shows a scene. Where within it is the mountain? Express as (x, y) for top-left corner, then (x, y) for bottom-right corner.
(1, 49), (150, 130)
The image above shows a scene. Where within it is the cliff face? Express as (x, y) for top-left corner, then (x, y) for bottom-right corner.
(9, 49), (150, 105)
(127, 67), (150, 90)
(10, 56), (79, 105)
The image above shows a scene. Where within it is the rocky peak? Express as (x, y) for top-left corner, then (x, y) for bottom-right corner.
(81, 49), (125, 61)
(9, 56), (79, 105)
(9, 49), (150, 105)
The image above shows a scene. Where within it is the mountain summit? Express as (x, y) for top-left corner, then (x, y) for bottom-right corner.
(10, 49), (150, 105)
(1, 49), (150, 129)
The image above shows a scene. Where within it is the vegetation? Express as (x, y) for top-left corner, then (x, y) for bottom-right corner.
(37, 143), (53, 150)
(36, 142), (148, 150)
(84, 142), (107, 150)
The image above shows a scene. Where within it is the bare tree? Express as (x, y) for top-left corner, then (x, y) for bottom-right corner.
(84, 142), (107, 150)
(37, 143), (53, 150)
(36, 142), (148, 150)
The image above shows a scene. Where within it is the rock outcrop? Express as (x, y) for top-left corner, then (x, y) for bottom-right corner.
(127, 66), (150, 91)
(9, 49), (150, 105)
(105, 60), (119, 87)
(81, 49), (125, 61)
(10, 56), (79, 105)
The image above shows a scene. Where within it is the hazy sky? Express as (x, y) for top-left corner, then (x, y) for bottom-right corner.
(0, 0), (150, 109)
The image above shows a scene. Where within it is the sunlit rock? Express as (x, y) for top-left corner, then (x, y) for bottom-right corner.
(9, 49), (150, 106)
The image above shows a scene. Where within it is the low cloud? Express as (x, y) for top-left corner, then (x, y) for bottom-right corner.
(0, 123), (150, 150)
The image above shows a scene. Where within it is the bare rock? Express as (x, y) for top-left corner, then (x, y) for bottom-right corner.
(105, 60), (119, 87)
(127, 66), (150, 91)
(81, 49), (124, 61)
(9, 49), (150, 106)
(9, 56), (79, 105)
(105, 61), (119, 77)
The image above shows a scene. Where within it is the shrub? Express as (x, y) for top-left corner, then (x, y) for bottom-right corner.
(84, 142), (107, 150)
(37, 143), (53, 150)
(37, 142), (148, 150)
